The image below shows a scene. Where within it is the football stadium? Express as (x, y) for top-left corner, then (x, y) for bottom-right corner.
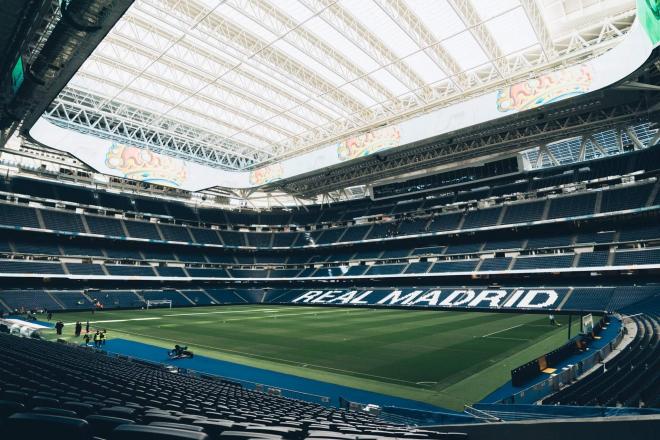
(0, 0), (659, 439)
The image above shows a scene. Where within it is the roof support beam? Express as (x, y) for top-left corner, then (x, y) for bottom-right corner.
(298, 0), (431, 101)
(99, 33), (313, 137)
(447, 0), (508, 77)
(51, 87), (265, 164)
(228, 0), (399, 105)
(126, 6), (338, 126)
(625, 127), (645, 150)
(44, 97), (257, 169)
(373, 0), (467, 91)
(84, 53), (285, 145)
(519, 0), (556, 61)
(150, 0), (372, 122)
(70, 70), (274, 151)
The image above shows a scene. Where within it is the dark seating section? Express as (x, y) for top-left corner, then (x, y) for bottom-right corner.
(512, 254), (574, 270)
(600, 183), (653, 212)
(0, 204), (40, 228)
(502, 200), (546, 224)
(547, 193), (597, 219)
(542, 313), (659, 408)
(0, 149), (658, 288)
(0, 333), (462, 439)
(85, 216), (125, 237)
(0, 285), (658, 315)
(0, 180), (658, 255)
(41, 210), (87, 233)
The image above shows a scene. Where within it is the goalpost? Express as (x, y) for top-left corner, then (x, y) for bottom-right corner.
(146, 300), (172, 310)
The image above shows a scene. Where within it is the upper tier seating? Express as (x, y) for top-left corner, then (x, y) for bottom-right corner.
(462, 207), (501, 229)
(502, 200), (546, 224)
(547, 193), (597, 219)
(124, 221), (161, 240)
(85, 216), (125, 237)
(427, 213), (462, 231)
(0, 145), (658, 235)
(0, 205), (40, 228)
(0, 260), (64, 274)
(159, 224), (193, 242)
(12, 240), (61, 256)
(41, 210), (87, 233)
(600, 183), (653, 212)
(429, 260), (479, 272)
(105, 265), (156, 277)
(512, 254), (574, 270)
(0, 176), (658, 253)
(576, 251), (610, 267)
(479, 257), (512, 271)
(614, 248), (660, 265)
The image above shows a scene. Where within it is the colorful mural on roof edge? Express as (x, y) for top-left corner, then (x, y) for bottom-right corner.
(105, 143), (187, 188)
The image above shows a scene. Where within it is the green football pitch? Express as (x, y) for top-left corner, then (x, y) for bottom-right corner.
(46, 305), (582, 410)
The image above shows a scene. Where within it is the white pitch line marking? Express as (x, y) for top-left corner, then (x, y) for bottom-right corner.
(163, 308), (281, 317)
(63, 317), (162, 325)
(483, 336), (531, 341)
(482, 323), (524, 338)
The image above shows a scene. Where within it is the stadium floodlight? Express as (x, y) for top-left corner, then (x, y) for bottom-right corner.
(146, 300), (172, 310)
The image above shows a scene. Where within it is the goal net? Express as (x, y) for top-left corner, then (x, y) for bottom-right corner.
(146, 300), (172, 309)
(582, 314), (594, 334)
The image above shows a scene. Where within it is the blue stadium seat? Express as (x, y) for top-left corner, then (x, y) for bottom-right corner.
(159, 224), (193, 242)
(85, 216), (126, 237)
(478, 257), (511, 271)
(599, 183), (653, 213)
(41, 210), (87, 233)
(105, 265), (156, 277)
(547, 193), (597, 219)
(502, 200), (545, 224)
(124, 221), (161, 240)
(513, 254), (575, 270)
(462, 207), (501, 229)
(0, 204), (41, 228)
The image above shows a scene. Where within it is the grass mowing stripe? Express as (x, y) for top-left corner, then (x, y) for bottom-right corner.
(106, 326), (423, 386)
(46, 306), (579, 410)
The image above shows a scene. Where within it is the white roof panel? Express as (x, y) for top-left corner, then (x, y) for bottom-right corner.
(46, 0), (637, 171)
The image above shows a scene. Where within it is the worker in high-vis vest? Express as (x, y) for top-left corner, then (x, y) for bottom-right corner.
(93, 330), (101, 348)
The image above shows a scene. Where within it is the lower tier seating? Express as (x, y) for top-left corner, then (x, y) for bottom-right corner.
(1, 285), (657, 314)
(542, 313), (659, 408)
(0, 333), (462, 439)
